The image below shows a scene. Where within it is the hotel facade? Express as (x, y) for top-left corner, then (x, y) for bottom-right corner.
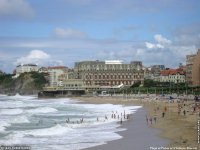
(73, 60), (144, 87)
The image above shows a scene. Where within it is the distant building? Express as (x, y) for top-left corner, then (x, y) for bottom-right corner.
(13, 64), (39, 78)
(186, 54), (196, 85)
(186, 49), (200, 86)
(160, 68), (185, 83)
(47, 66), (68, 86)
(144, 65), (165, 81)
(191, 49), (200, 86)
(74, 60), (144, 87)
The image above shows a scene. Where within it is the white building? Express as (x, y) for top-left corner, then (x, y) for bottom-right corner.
(160, 68), (186, 83)
(13, 64), (39, 78)
(47, 66), (68, 86)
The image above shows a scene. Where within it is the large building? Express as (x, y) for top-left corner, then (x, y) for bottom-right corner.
(74, 60), (144, 87)
(186, 49), (200, 86)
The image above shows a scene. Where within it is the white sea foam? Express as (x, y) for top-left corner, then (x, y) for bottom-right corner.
(26, 107), (58, 114)
(8, 94), (36, 101)
(10, 115), (30, 124)
(0, 121), (11, 132)
(25, 124), (73, 137)
(0, 108), (23, 115)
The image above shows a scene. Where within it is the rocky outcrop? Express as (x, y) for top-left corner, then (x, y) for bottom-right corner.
(0, 72), (48, 95)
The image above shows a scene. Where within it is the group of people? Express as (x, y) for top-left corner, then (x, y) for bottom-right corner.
(146, 105), (168, 125)
(145, 115), (157, 125)
(63, 110), (131, 125)
(110, 110), (131, 124)
(145, 97), (200, 126)
(177, 99), (200, 117)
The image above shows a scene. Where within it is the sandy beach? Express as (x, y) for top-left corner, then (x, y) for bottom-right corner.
(74, 95), (200, 150)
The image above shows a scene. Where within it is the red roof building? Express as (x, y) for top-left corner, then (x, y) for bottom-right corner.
(160, 68), (186, 83)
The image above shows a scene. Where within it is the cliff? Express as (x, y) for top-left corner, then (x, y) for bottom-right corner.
(0, 72), (48, 95)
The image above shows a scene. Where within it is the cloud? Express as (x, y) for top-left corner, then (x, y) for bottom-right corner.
(15, 49), (66, 69)
(15, 50), (50, 65)
(145, 34), (171, 49)
(0, 0), (34, 19)
(54, 27), (88, 39)
(145, 42), (164, 49)
(154, 34), (172, 44)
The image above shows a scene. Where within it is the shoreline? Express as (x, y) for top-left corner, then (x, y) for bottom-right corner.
(84, 108), (169, 150)
(73, 96), (199, 150)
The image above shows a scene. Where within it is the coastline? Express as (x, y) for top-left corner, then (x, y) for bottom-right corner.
(73, 95), (199, 150)
(84, 108), (169, 150)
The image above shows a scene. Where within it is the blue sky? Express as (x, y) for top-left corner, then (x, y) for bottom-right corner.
(0, 0), (200, 73)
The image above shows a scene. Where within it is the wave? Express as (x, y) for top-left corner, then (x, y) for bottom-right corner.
(10, 115), (30, 124)
(25, 124), (73, 137)
(8, 94), (36, 101)
(0, 108), (23, 115)
(26, 107), (58, 114)
(0, 121), (11, 132)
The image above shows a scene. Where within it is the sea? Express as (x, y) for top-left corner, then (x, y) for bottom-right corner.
(0, 94), (142, 150)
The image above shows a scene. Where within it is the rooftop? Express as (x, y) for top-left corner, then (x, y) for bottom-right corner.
(160, 68), (185, 76)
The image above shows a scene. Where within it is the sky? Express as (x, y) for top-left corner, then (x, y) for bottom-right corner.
(0, 0), (200, 73)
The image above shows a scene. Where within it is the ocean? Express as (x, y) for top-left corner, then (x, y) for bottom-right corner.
(0, 94), (142, 150)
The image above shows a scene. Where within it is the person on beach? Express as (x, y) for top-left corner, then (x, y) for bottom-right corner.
(127, 114), (130, 120)
(97, 117), (99, 122)
(146, 115), (148, 125)
(162, 112), (165, 118)
(149, 117), (153, 124)
(183, 110), (186, 116)
(154, 116), (157, 123)
(105, 115), (108, 120)
(193, 106), (196, 113)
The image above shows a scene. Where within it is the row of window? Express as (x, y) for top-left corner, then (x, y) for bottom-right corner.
(85, 75), (143, 79)
(85, 80), (136, 86)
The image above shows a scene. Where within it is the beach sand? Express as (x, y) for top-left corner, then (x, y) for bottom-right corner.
(73, 96), (199, 150)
